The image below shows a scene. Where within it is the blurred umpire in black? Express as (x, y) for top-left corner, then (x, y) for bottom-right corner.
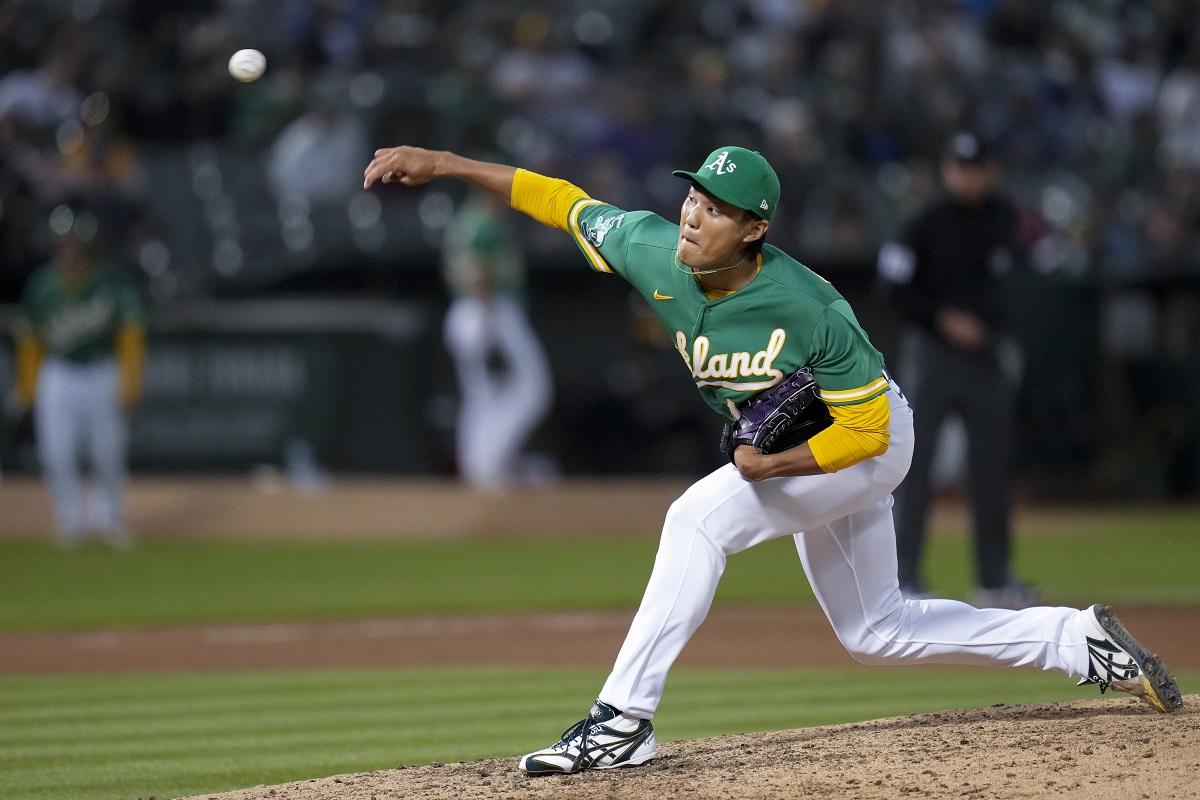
(878, 131), (1034, 609)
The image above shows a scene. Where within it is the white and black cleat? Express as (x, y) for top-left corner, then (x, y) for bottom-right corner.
(1078, 604), (1184, 713)
(519, 700), (656, 775)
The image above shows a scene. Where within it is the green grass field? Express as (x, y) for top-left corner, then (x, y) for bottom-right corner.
(1, 508), (1198, 631)
(8, 665), (1197, 800)
(1, 507), (1197, 800)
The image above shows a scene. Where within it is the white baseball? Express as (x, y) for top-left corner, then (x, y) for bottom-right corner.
(228, 49), (266, 83)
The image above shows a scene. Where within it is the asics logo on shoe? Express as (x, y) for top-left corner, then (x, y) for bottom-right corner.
(1077, 635), (1140, 693)
(520, 703), (657, 775)
(575, 723), (653, 768)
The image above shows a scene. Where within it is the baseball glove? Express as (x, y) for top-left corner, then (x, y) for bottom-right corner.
(720, 367), (833, 463)
(2, 408), (35, 453)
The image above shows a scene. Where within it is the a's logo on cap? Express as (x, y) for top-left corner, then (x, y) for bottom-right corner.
(705, 151), (737, 175)
(760, 199), (769, 211)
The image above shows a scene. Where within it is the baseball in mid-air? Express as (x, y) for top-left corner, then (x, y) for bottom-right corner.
(228, 49), (266, 82)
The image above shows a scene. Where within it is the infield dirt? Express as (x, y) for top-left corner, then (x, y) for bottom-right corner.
(184, 695), (1199, 800)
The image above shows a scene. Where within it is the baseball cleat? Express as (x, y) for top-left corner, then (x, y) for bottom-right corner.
(1078, 604), (1184, 713)
(519, 700), (656, 775)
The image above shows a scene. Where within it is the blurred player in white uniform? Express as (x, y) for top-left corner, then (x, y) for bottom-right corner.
(11, 208), (146, 548)
(442, 189), (552, 490)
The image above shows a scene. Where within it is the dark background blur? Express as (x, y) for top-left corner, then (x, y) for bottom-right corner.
(1, 0), (1198, 499)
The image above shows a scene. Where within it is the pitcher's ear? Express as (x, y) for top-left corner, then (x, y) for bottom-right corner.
(743, 219), (768, 246)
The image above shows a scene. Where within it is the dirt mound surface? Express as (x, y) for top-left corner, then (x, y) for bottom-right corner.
(185, 696), (1200, 800)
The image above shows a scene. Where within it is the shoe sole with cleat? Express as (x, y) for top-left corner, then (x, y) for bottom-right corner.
(1094, 604), (1184, 713)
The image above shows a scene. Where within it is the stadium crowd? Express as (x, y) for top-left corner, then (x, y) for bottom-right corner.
(1, 0), (1197, 304)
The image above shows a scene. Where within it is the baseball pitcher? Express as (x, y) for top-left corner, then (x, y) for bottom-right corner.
(363, 144), (1182, 775)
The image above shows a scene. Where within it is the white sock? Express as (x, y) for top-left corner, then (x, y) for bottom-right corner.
(606, 713), (644, 733)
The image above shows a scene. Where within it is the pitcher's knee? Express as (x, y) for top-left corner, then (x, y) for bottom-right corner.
(843, 638), (894, 665)
(836, 607), (905, 665)
(838, 628), (888, 664)
(662, 495), (704, 544)
(662, 492), (733, 559)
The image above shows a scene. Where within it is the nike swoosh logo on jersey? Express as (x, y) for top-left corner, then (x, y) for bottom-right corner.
(652, 289), (674, 301)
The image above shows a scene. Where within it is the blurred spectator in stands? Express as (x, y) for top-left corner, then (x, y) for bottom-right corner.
(2, 0), (1200, 493)
(583, 82), (667, 178)
(0, 52), (82, 133)
(426, 43), (508, 156)
(667, 49), (733, 168)
(117, 6), (235, 142)
(10, 204), (145, 548)
(491, 8), (595, 148)
(285, 0), (373, 69)
(1158, 46), (1200, 171)
(0, 135), (44, 301)
(267, 78), (367, 203)
(441, 187), (552, 491)
(0, 0), (1191, 304)
(13, 103), (145, 223)
(1097, 42), (1162, 124)
(64, 97), (137, 184)
(878, 131), (1034, 608)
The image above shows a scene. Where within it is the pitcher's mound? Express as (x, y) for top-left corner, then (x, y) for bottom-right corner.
(186, 695), (1199, 800)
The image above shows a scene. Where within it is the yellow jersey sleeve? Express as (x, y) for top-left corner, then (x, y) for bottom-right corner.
(116, 324), (147, 407)
(510, 169), (590, 232)
(14, 332), (43, 408)
(807, 391), (891, 473)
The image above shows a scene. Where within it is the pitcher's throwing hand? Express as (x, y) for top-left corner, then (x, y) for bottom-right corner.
(362, 146), (443, 189)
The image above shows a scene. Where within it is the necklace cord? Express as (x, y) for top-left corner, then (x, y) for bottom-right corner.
(672, 250), (749, 277)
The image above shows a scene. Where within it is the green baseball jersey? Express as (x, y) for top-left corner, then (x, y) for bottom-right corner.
(444, 197), (525, 299)
(564, 200), (888, 419)
(17, 263), (145, 364)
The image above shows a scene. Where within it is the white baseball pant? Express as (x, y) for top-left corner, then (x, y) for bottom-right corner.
(600, 384), (1095, 719)
(35, 358), (128, 541)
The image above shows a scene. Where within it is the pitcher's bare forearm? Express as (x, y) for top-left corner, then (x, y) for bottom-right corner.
(364, 147), (594, 233)
(363, 147), (515, 204)
(733, 443), (825, 480)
